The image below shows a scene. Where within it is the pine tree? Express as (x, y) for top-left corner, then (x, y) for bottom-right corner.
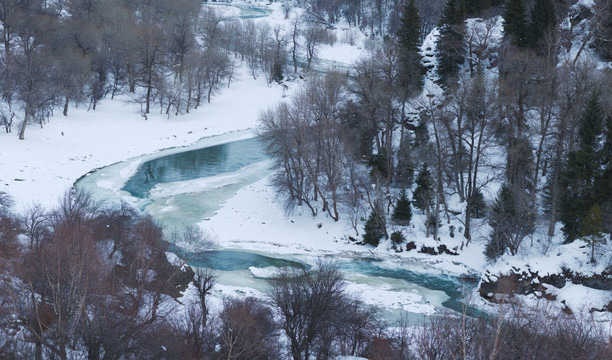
(502, 136), (536, 253)
(593, 0), (612, 61)
(397, 0), (424, 96)
(413, 163), (435, 237)
(461, 0), (502, 17)
(394, 134), (415, 188)
(560, 91), (606, 241)
(436, 0), (466, 89)
(397, 0), (421, 53)
(503, 0), (528, 47)
(469, 189), (487, 219)
(413, 164), (434, 212)
(594, 115), (612, 235)
(393, 189), (413, 226)
(580, 204), (604, 263)
(363, 209), (386, 247)
(527, 0), (557, 50)
(486, 184), (513, 260)
(440, 0), (464, 26)
(506, 136), (535, 201)
(487, 136), (537, 260)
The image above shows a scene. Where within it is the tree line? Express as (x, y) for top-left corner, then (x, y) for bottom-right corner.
(0, 0), (347, 139)
(1, 190), (610, 359)
(260, 0), (612, 260)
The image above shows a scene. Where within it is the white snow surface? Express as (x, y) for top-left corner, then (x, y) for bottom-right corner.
(1, 64), (284, 210)
(1, 0), (610, 324)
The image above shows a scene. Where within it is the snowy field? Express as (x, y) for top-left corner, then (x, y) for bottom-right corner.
(1, 0), (610, 325)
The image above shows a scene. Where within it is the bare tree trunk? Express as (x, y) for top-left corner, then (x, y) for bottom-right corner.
(433, 193), (440, 240)
(145, 72), (152, 114)
(63, 96), (69, 116)
(464, 202), (471, 241)
(19, 104), (29, 140)
(548, 150), (562, 237)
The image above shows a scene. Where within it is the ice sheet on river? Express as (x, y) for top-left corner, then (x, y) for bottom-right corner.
(149, 161), (271, 198)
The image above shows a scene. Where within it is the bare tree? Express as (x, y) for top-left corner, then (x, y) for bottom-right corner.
(217, 297), (282, 360)
(267, 260), (347, 360)
(10, 192), (105, 360)
(192, 267), (217, 329)
(260, 73), (349, 220)
(13, 8), (57, 140)
(352, 40), (404, 187)
(290, 16), (301, 73)
(432, 70), (500, 244)
(303, 23), (324, 71)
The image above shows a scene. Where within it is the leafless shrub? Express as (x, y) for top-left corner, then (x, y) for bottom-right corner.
(0, 192), (20, 260)
(192, 267), (218, 329)
(405, 300), (612, 360)
(268, 259), (383, 360)
(217, 297), (282, 360)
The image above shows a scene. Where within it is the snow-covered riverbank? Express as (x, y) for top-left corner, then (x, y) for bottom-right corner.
(2, 0), (610, 326)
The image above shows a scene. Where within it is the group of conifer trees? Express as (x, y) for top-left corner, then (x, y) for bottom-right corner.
(262, 0), (611, 260)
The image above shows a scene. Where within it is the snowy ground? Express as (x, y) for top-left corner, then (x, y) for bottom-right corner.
(1, 65), (283, 210)
(2, 0), (610, 326)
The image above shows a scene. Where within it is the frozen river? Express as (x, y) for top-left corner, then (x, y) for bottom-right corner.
(75, 131), (479, 323)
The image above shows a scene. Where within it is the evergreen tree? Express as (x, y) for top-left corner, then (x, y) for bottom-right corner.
(363, 209), (386, 247)
(397, 0), (421, 52)
(503, 0), (528, 47)
(436, 0), (466, 89)
(560, 91), (606, 241)
(487, 135), (537, 260)
(414, 115), (431, 150)
(369, 149), (390, 182)
(394, 134), (416, 188)
(413, 164), (434, 212)
(506, 136), (535, 200)
(486, 184), (513, 260)
(469, 189), (487, 219)
(593, 0), (612, 61)
(502, 136), (536, 253)
(413, 163), (436, 237)
(393, 189), (413, 226)
(440, 0), (465, 25)
(461, 0), (504, 17)
(397, 0), (424, 96)
(580, 204), (604, 263)
(527, 0), (557, 50)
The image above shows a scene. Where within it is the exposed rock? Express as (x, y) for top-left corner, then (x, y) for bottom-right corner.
(479, 266), (612, 311)
(561, 267), (612, 290)
(406, 241), (417, 251)
(418, 244), (459, 256)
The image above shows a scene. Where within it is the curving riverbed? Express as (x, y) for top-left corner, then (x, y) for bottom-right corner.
(75, 132), (479, 323)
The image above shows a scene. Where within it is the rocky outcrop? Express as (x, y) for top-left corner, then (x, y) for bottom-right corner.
(479, 266), (612, 309)
(479, 268), (557, 302)
(405, 241), (459, 255)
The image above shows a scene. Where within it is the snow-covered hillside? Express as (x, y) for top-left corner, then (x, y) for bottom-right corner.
(1, 0), (611, 335)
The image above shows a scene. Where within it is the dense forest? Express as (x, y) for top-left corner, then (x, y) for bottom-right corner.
(260, 0), (612, 261)
(0, 0), (446, 140)
(1, 0), (612, 358)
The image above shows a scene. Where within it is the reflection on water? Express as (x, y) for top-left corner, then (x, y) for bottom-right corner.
(238, 5), (272, 19)
(338, 259), (481, 317)
(76, 135), (482, 322)
(206, 3), (273, 19)
(170, 245), (481, 320)
(168, 245), (306, 271)
(123, 137), (266, 198)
